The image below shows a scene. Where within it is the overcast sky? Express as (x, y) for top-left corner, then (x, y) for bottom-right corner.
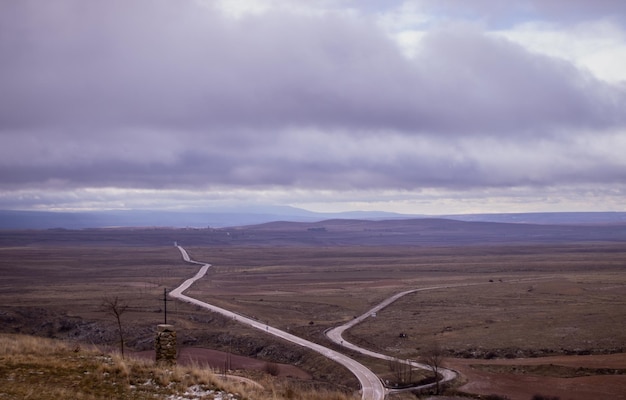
(1, 0), (625, 214)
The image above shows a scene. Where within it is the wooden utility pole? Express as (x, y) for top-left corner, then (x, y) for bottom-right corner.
(163, 288), (172, 324)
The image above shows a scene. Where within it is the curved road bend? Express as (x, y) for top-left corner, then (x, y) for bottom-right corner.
(327, 275), (556, 393)
(326, 276), (549, 383)
(326, 277), (545, 391)
(326, 287), (462, 391)
(170, 246), (386, 400)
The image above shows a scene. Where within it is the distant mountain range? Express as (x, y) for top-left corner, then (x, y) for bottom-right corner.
(0, 207), (625, 230)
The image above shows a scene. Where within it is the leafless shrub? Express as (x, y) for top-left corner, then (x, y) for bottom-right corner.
(99, 296), (129, 358)
(387, 357), (413, 386)
(421, 341), (444, 394)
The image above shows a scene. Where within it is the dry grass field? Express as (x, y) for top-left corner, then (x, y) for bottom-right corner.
(181, 243), (626, 398)
(183, 244), (626, 352)
(0, 243), (359, 395)
(1, 220), (626, 399)
(0, 334), (357, 400)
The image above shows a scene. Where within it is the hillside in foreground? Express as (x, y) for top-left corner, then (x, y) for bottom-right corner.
(0, 334), (355, 400)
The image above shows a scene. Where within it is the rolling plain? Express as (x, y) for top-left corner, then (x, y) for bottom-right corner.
(1, 218), (626, 399)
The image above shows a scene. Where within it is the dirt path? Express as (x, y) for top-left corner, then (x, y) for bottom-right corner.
(446, 353), (626, 400)
(132, 347), (310, 380)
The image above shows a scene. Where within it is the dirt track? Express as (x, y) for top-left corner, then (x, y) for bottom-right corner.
(132, 347), (311, 380)
(447, 353), (626, 400)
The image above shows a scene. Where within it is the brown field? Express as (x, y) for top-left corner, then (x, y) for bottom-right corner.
(1, 220), (625, 399)
(0, 243), (360, 394)
(0, 333), (357, 400)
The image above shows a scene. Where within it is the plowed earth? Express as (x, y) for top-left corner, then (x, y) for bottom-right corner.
(447, 353), (626, 400)
(132, 347), (311, 380)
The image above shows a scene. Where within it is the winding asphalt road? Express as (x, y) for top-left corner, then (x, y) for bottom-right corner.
(170, 246), (386, 400)
(170, 246), (521, 396)
(326, 287), (462, 392)
(170, 246), (554, 397)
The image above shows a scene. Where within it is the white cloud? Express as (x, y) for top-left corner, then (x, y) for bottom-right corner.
(296, 184), (626, 215)
(495, 20), (626, 83)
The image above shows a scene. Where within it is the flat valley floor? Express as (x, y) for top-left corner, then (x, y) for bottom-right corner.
(1, 220), (625, 399)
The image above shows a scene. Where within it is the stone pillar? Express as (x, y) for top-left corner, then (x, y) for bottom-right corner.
(155, 324), (177, 365)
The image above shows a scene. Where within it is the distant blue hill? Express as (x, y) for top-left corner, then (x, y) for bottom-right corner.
(0, 208), (625, 230)
(0, 207), (407, 229)
(443, 212), (626, 225)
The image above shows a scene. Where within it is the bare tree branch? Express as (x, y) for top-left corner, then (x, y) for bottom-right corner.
(100, 296), (129, 358)
(422, 341), (445, 394)
(387, 357), (413, 386)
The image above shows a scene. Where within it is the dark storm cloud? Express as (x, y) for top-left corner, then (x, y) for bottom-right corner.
(1, 0), (625, 195)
